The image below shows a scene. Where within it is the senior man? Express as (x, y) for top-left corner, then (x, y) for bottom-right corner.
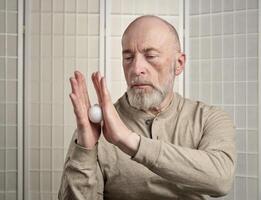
(58, 15), (236, 200)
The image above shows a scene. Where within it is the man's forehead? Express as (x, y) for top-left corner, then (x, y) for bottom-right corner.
(123, 19), (170, 39)
(122, 16), (180, 52)
(122, 28), (171, 52)
(122, 17), (175, 50)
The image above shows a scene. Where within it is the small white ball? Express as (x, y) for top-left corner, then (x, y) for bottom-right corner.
(88, 104), (103, 123)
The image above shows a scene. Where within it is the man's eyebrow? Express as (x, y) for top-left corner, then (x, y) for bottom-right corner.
(143, 48), (160, 53)
(122, 48), (160, 54)
(122, 49), (132, 54)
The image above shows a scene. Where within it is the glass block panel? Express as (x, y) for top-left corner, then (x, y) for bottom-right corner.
(6, 171), (17, 191)
(6, 149), (17, 170)
(235, 177), (247, 200)
(247, 131), (258, 153)
(247, 154), (258, 176)
(236, 129), (246, 152)
(27, 1), (101, 198)
(188, 1), (259, 199)
(40, 171), (51, 192)
(247, 178), (258, 200)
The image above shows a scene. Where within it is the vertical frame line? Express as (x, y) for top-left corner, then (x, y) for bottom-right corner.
(258, 0), (261, 199)
(178, 0), (184, 96)
(105, 0), (111, 91)
(50, 0), (54, 197)
(39, 0), (43, 198)
(99, 0), (105, 75)
(4, 0), (7, 198)
(184, 0), (190, 98)
(232, 0), (236, 198)
(23, 0), (31, 199)
(245, 1), (249, 198)
(209, 0), (212, 105)
(18, 0), (24, 199)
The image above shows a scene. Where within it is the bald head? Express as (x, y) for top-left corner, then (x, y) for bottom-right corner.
(122, 15), (181, 52)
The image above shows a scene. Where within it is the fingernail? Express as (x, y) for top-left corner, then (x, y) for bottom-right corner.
(75, 71), (80, 77)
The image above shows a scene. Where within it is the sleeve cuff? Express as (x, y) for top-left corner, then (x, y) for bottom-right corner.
(70, 140), (98, 166)
(132, 135), (162, 168)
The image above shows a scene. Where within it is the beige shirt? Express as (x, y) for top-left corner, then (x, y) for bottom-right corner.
(58, 93), (236, 200)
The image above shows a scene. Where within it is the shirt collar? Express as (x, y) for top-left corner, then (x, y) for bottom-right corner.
(117, 92), (182, 121)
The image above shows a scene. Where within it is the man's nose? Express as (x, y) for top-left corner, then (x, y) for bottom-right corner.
(131, 55), (147, 76)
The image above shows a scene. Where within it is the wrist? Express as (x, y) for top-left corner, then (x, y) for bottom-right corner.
(77, 129), (97, 149)
(116, 131), (141, 157)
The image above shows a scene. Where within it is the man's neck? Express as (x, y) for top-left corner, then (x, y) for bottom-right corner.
(146, 91), (174, 116)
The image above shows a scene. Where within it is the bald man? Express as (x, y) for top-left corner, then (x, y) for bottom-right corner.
(58, 15), (236, 200)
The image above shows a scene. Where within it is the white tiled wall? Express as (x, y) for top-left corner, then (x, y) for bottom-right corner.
(3, 0), (257, 199)
(26, 0), (100, 199)
(187, 0), (259, 199)
(0, 0), (19, 199)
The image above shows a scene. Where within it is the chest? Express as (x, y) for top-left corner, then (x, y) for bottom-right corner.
(99, 109), (204, 199)
(100, 146), (181, 200)
(122, 113), (203, 149)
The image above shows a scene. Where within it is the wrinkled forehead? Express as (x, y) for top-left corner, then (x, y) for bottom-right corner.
(121, 20), (174, 52)
(122, 30), (166, 50)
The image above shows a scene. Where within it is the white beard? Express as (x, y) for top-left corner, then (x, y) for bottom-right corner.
(127, 74), (174, 111)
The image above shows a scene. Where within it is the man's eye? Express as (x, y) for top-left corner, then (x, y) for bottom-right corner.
(146, 55), (157, 59)
(124, 57), (133, 61)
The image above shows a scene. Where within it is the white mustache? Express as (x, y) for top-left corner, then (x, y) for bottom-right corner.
(129, 77), (164, 95)
(130, 77), (153, 86)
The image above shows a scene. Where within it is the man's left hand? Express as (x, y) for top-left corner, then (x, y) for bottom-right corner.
(91, 71), (140, 156)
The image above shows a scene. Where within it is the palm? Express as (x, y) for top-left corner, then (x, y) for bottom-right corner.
(91, 72), (130, 145)
(101, 106), (120, 144)
(69, 71), (101, 148)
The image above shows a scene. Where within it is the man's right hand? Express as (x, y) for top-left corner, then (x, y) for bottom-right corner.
(69, 71), (101, 149)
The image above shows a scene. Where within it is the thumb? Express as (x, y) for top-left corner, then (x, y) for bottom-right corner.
(100, 77), (112, 104)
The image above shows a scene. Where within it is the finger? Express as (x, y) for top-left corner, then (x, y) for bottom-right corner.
(96, 72), (104, 102)
(70, 77), (81, 99)
(81, 74), (91, 107)
(92, 72), (102, 104)
(75, 71), (91, 107)
(101, 77), (111, 103)
(69, 77), (77, 94)
(69, 93), (83, 120)
(74, 71), (85, 104)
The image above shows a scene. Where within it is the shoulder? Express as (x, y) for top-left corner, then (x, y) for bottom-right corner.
(177, 94), (233, 127)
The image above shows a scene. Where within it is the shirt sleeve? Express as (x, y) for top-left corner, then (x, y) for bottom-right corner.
(132, 108), (236, 197)
(58, 130), (104, 200)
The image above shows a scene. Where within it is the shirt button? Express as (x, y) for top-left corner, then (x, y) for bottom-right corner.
(145, 119), (152, 125)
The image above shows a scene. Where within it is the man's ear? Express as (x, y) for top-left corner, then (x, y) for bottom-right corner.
(174, 52), (186, 76)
